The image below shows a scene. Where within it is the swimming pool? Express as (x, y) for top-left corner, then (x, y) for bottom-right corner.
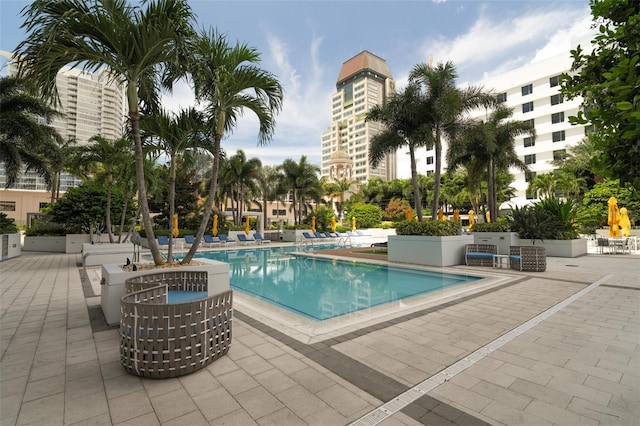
(191, 246), (480, 321)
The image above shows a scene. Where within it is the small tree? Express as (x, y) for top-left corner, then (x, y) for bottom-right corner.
(346, 204), (383, 229)
(0, 213), (18, 234)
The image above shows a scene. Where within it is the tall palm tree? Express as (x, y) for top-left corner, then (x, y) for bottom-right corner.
(225, 150), (261, 225)
(254, 165), (285, 231)
(140, 108), (206, 260)
(409, 61), (497, 219)
(280, 156), (321, 225)
(72, 136), (131, 242)
(529, 173), (557, 199)
(366, 81), (429, 220)
(448, 104), (532, 219)
(0, 75), (62, 189)
(181, 29), (283, 264)
(324, 177), (357, 220)
(15, 0), (196, 265)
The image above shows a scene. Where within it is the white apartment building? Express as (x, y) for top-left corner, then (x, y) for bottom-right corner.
(320, 51), (397, 183)
(0, 52), (127, 223)
(411, 52), (587, 208)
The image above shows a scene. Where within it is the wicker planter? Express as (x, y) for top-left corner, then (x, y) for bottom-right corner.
(120, 270), (232, 378)
(388, 234), (473, 267)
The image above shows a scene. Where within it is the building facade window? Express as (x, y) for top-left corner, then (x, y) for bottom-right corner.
(497, 92), (507, 102)
(550, 94), (563, 105)
(521, 84), (533, 96)
(522, 101), (534, 113)
(525, 154), (536, 165)
(552, 130), (566, 142)
(426, 156), (434, 165)
(551, 112), (565, 124)
(525, 171), (537, 183)
(523, 136), (535, 147)
(0, 201), (16, 211)
(553, 149), (567, 161)
(549, 75), (561, 87)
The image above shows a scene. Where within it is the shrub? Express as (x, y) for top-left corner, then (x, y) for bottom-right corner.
(346, 204), (383, 228)
(24, 220), (68, 236)
(472, 222), (511, 232)
(0, 213), (18, 234)
(395, 220), (461, 236)
(510, 196), (579, 242)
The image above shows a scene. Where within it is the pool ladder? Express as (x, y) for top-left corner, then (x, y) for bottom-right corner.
(337, 236), (352, 248)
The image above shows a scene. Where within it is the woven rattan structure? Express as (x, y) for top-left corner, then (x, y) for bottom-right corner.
(509, 246), (547, 272)
(464, 244), (497, 266)
(120, 271), (232, 379)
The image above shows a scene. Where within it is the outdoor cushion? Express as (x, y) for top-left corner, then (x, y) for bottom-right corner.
(509, 255), (521, 261)
(167, 291), (209, 304)
(466, 252), (494, 259)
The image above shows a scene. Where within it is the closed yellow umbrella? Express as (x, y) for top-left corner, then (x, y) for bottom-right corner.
(437, 208), (444, 221)
(311, 216), (316, 233)
(608, 197), (620, 237)
(468, 210), (475, 231)
(485, 211), (491, 223)
(352, 216), (356, 232)
(245, 216), (250, 235)
(212, 214), (218, 237)
(331, 216), (337, 233)
(172, 214), (179, 237)
(453, 209), (460, 223)
(406, 206), (413, 221)
(619, 207), (631, 237)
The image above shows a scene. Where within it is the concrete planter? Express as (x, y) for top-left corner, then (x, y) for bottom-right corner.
(65, 234), (91, 253)
(1, 233), (21, 261)
(388, 234), (474, 267)
(100, 258), (230, 325)
(281, 229), (313, 242)
(23, 236), (66, 252)
(518, 238), (587, 257)
(82, 243), (135, 268)
(473, 232), (520, 255)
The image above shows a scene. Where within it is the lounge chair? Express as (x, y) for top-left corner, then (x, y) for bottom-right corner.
(253, 233), (271, 244)
(371, 241), (387, 248)
(356, 230), (372, 237)
(157, 236), (170, 249)
(346, 231), (359, 238)
(509, 246), (546, 272)
(314, 232), (328, 239)
(236, 234), (255, 245)
(203, 235), (221, 247)
(464, 244), (497, 267)
(184, 235), (196, 247)
(302, 232), (316, 240)
(218, 234), (236, 245)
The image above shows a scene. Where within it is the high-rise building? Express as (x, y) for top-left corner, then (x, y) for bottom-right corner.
(321, 51), (397, 183)
(0, 52), (127, 224)
(413, 52), (586, 208)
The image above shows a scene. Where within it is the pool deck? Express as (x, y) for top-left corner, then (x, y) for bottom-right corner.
(1, 245), (639, 425)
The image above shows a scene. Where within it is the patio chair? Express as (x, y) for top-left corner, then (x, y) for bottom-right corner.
(302, 232), (316, 240)
(253, 233), (271, 244)
(596, 238), (610, 254)
(184, 235), (196, 248)
(356, 230), (372, 237)
(236, 234), (255, 245)
(464, 244), (497, 266)
(120, 270), (233, 378)
(157, 236), (170, 249)
(314, 232), (328, 239)
(218, 234), (236, 245)
(509, 246), (546, 272)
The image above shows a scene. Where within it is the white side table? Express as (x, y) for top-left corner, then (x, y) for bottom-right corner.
(493, 254), (510, 269)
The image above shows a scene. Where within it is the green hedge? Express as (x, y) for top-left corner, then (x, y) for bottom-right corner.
(472, 222), (511, 232)
(395, 220), (461, 236)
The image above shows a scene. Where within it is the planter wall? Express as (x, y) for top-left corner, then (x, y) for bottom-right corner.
(23, 236), (66, 252)
(66, 234), (91, 253)
(101, 258), (230, 325)
(82, 243), (135, 268)
(1, 233), (21, 261)
(473, 232), (520, 255)
(388, 234), (474, 267)
(518, 238), (587, 257)
(281, 229), (312, 242)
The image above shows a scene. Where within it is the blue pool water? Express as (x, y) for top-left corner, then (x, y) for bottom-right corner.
(192, 246), (480, 321)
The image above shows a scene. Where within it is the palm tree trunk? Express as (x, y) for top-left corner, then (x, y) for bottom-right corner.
(117, 194), (129, 243)
(432, 130), (443, 220)
(409, 146), (423, 221)
(167, 164), (176, 262)
(129, 86), (163, 265)
(487, 157), (496, 222)
(106, 179), (114, 243)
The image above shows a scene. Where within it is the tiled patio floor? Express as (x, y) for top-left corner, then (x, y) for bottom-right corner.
(1, 248), (638, 425)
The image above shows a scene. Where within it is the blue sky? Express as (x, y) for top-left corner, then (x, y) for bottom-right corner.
(1, 0), (594, 176)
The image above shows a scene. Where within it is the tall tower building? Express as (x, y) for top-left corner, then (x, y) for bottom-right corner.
(0, 52), (127, 223)
(321, 51), (397, 183)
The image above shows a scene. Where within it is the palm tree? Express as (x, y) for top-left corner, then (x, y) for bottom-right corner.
(254, 165), (284, 231)
(15, 0), (196, 265)
(181, 29), (283, 264)
(0, 75), (62, 189)
(448, 104), (532, 219)
(140, 108), (207, 260)
(409, 61), (497, 219)
(225, 150), (261, 225)
(529, 173), (557, 199)
(324, 177), (357, 220)
(72, 136), (131, 242)
(280, 156), (321, 224)
(366, 82), (429, 220)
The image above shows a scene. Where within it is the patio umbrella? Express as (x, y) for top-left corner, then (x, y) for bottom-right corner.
(311, 216), (316, 233)
(331, 216), (337, 233)
(438, 208), (444, 221)
(212, 214), (218, 237)
(620, 207), (631, 237)
(172, 214), (179, 237)
(608, 197), (620, 237)
(406, 206), (413, 221)
(352, 216), (356, 232)
(468, 210), (475, 231)
(245, 216), (250, 235)
(453, 209), (460, 223)
(485, 211), (491, 223)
